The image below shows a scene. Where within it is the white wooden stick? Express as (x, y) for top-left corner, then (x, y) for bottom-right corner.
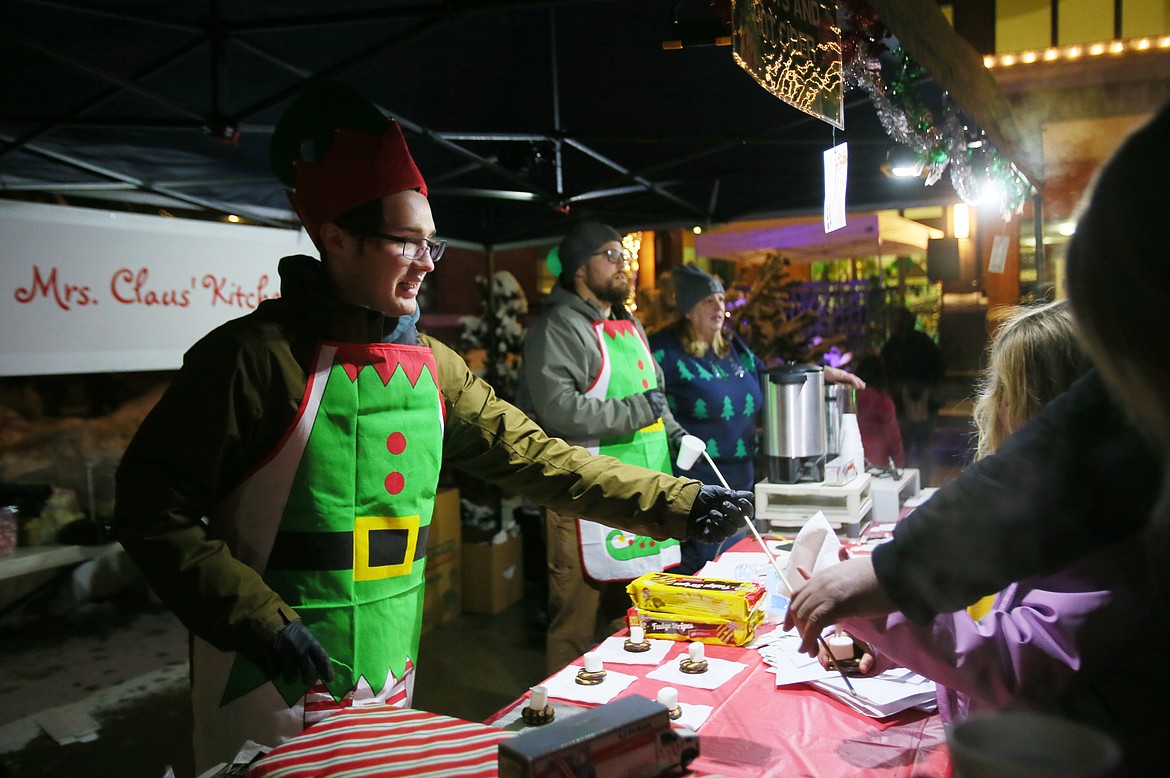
(700, 450), (857, 694)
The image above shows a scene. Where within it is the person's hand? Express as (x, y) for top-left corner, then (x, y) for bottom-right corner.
(784, 556), (895, 656)
(644, 388), (666, 419)
(824, 366), (865, 389)
(817, 633), (877, 675)
(264, 621), (334, 685)
(687, 485), (754, 543)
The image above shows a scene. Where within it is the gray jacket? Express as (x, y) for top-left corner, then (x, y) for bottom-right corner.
(517, 285), (685, 447)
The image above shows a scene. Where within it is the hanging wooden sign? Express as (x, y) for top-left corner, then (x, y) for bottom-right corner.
(731, 0), (844, 129)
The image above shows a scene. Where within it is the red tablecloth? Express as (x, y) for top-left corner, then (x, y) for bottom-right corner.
(250, 526), (948, 777)
(488, 634), (949, 777)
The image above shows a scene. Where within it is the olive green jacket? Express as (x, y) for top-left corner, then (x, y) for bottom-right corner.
(114, 255), (700, 663)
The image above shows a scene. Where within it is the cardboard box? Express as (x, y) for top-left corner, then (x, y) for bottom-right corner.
(422, 488), (462, 634)
(461, 530), (523, 615)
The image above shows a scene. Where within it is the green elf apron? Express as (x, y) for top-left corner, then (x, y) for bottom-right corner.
(576, 319), (680, 582)
(191, 341), (444, 772)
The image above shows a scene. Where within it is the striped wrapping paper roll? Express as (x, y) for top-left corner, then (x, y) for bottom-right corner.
(247, 706), (515, 778)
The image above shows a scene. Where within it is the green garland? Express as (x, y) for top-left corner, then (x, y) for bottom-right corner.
(841, 0), (1031, 219)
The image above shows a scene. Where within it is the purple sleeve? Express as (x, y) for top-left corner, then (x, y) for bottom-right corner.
(847, 539), (1146, 711)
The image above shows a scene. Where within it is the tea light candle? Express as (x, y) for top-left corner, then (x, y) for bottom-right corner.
(827, 630), (855, 661)
(630, 625), (645, 643)
(528, 685), (548, 710)
(656, 686), (678, 709)
(584, 651), (602, 673)
(688, 642), (705, 662)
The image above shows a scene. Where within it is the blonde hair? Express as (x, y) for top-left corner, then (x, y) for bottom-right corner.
(972, 300), (1091, 460)
(673, 317), (730, 359)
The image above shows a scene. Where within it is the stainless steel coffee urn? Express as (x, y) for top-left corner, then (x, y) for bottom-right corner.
(763, 365), (826, 483)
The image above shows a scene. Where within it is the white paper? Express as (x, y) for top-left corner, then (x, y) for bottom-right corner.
(823, 143), (849, 233)
(758, 633), (936, 718)
(768, 651), (832, 686)
(783, 511), (841, 584)
(542, 663), (637, 704)
(646, 656), (748, 690)
(814, 672), (937, 718)
(675, 702), (714, 731)
(744, 624), (797, 650)
(593, 635), (674, 666)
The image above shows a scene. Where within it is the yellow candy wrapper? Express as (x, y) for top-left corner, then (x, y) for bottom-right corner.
(626, 572), (765, 621)
(626, 605), (764, 646)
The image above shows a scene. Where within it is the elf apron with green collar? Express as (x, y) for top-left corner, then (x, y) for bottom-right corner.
(576, 319), (680, 582)
(191, 341), (444, 770)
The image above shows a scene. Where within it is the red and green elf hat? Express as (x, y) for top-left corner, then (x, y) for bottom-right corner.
(271, 82), (427, 250)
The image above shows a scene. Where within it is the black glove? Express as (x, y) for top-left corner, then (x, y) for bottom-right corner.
(644, 388), (666, 419)
(687, 485), (755, 543)
(263, 621), (334, 686)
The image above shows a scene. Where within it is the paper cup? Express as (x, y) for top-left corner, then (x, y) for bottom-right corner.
(947, 711), (1121, 778)
(676, 435), (706, 471)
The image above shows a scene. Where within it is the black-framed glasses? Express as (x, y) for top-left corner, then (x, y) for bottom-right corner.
(590, 247), (628, 265)
(358, 230), (447, 263)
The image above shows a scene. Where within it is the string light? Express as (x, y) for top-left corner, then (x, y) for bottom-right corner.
(953, 203), (970, 239)
(622, 231), (643, 312)
(984, 36), (1163, 68)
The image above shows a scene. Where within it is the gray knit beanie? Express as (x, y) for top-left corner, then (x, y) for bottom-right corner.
(672, 264), (724, 315)
(557, 222), (622, 285)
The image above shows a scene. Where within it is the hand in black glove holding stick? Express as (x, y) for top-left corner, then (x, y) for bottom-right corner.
(263, 620), (334, 686)
(687, 485), (755, 543)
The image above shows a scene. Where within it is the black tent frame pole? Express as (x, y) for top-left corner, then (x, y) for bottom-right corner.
(1033, 191), (1046, 295)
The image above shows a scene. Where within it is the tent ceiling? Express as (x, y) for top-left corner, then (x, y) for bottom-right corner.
(2, 0), (1001, 249)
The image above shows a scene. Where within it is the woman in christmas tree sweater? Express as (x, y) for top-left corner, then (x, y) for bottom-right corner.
(650, 265), (765, 573)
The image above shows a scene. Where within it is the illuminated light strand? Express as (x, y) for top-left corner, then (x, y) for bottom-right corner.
(984, 36), (1168, 68)
(622, 231), (642, 312)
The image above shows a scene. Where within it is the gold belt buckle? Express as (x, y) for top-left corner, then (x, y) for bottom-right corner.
(640, 418), (666, 434)
(353, 514), (420, 581)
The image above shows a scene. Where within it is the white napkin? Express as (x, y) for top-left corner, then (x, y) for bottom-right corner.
(542, 663), (637, 704)
(593, 635), (674, 666)
(674, 702), (714, 731)
(646, 656), (748, 690)
(783, 511), (840, 584)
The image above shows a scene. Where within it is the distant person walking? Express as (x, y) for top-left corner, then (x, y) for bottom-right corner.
(881, 308), (944, 484)
(852, 353), (904, 470)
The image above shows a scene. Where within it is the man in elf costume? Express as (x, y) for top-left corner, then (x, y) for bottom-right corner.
(517, 223), (752, 672)
(114, 83), (753, 773)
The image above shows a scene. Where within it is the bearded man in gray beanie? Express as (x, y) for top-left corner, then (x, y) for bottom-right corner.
(518, 222), (751, 672)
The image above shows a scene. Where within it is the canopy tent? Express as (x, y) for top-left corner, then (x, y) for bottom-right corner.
(695, 211), (945, 263)
(0, 0), (1039, 250)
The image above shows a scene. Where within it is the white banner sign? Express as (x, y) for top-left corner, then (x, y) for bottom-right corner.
(1, 200), (313, 376)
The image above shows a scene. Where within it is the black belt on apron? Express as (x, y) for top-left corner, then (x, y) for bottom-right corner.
(268, 524), (430, 571)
